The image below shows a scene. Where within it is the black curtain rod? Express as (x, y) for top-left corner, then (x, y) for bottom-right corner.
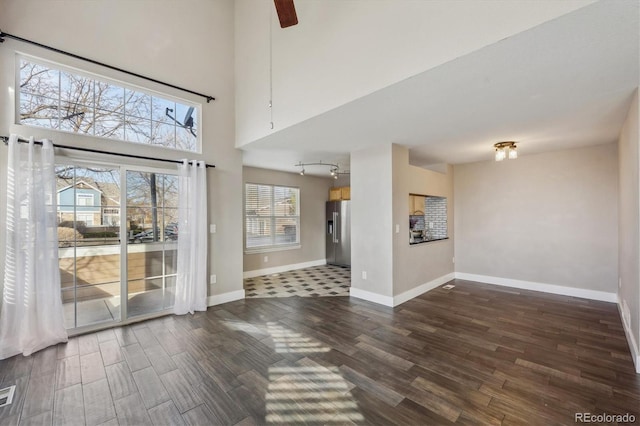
(0, 30), (215, 103)
(0, 136), (215, 168)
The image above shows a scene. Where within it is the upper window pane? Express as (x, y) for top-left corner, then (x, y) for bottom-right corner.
(151, 97), (175, 124)
(59, 105), (94, 134)
(17, 57), (201, 153)
(246, 184), (273, 217)
(95, 82), (124, 113)
(274, 186), (299, 216)
(20, 61), (59, 96)
(20, 94), (60, 129)
(151, 122), (176, 148)
(94, 110), (124, 139)
(61, 71), (93, 106)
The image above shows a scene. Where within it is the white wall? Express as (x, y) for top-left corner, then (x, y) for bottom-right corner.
(392, 145), (454, 298)
(350, 143), (394, 301)
(243, 166), (332, 273)
(454, 144), (618, 296)
(618, 89), (640, 370)
(0, 0), (243, 301)
(234, 0), (594, 147)
(350, 143), (454, 306)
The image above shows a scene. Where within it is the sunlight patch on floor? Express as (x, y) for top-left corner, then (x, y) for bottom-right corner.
(262, 322), (363, 423)
(266, 360), (364, 423)
(266, 322), (330, 354)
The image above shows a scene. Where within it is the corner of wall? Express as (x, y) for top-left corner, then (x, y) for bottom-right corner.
(617, 87), (640, 370)
(618, 296), (640, 374)
(207, 290), (245, 307)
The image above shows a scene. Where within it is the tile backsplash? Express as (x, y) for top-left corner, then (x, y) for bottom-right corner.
(425, 196), (447, 239)
(410, 196), (447, 240)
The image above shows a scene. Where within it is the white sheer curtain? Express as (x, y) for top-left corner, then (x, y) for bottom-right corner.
(0, 135), (68, 359)
(174, 160), (208, 315)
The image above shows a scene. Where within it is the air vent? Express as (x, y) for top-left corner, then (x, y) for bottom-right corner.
(442, 284), (455, 290)
(0, 385), (16, 408)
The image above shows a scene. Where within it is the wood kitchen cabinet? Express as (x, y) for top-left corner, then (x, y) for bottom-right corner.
(409, 195), (425, 215)
(329, 186), (351, 201)
(329, 187), (342, 201)
(341, 186), (350, 200)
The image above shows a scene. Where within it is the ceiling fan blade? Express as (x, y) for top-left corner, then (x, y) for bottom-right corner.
(274, 0), (298, 28)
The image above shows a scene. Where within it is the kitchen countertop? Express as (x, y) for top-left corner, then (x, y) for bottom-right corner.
(409, 237), (449, 245)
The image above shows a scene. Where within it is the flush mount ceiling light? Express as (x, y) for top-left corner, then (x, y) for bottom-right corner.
(295, 161), (343, 179)
(494, 141), (518, 162)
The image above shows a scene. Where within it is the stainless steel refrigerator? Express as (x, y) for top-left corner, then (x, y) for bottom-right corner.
(326, 200), (351, 266)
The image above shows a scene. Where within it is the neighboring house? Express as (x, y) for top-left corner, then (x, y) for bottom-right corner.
(56, 179), (120, 226)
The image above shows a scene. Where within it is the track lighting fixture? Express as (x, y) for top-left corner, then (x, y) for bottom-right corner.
(295, 161), (345, 178)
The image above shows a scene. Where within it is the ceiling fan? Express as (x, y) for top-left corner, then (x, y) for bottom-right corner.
(274, 0), (298, 28)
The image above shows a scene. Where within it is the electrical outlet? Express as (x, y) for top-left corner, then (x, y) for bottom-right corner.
(210, 274), (217, 284)
(361, 271), (367, 280)
(210, 224), (216, 233)
(263, 255), (268, 263)
(395, 224), (399, 233)
(452, 257), (455, 264)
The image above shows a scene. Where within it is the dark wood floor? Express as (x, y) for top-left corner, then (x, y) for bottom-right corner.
(0, 279), (638, 425)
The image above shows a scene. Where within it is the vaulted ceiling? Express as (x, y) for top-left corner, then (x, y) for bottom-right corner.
(240, 0), (639, 175)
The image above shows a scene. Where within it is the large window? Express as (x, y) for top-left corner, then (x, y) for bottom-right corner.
(245, 183), (300, 251)
(18, 56), (200, 152)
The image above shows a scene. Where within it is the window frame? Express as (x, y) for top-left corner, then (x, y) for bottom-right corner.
(15, 53), (202, 154)
(244, 183), (301, 253)
(75, 213), (95, 226)
(76, 193), (94, 206)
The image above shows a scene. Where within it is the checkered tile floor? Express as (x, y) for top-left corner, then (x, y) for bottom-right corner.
(244, 264), (351, 298)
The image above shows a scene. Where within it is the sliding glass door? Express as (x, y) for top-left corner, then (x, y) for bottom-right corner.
(57, 161), (178, 331)
(125, 170), (179, 319)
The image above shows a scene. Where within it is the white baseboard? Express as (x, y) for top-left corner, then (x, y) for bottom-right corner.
(207, 290), (245, 307)
(393, 273), (455, 306)
(243, 259), (327, 279)
(454, 272), (618, 303)
(349, 287), (394, 307)
(350, 273), (454, 307)
(618, 298), (640, 374)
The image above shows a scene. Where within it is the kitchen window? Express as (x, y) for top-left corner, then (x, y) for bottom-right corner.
(245, 183), (300, 252)
(17, 55), (201, 152)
